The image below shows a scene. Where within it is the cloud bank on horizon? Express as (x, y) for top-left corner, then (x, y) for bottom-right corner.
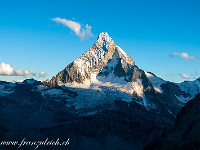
(52, 17), (93, 40)
(0, 62), (36, 76)
(168, 52), (198, 63)
(0, 62), (48, 79)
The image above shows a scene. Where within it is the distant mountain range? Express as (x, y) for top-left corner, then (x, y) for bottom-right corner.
(0, 32), (200, 150)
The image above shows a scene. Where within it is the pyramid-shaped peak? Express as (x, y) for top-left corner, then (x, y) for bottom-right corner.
(96, 32), (114, 50)
(47, 32), (135, 87)
(97, 32), (113, 42)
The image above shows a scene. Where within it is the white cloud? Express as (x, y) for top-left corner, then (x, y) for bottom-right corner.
(52, 17), (93, 40)
(0, 62), (35, 76)
(168, 52), (198, 63)
(180, 73), (190, 79)
(39, 72), (48, 78)
(28, 68), (36, 76)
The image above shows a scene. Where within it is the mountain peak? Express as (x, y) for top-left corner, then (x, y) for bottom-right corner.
(97, 32), (111, 40)
(47, 32), (136, 86)
(96, 32), (114, 50)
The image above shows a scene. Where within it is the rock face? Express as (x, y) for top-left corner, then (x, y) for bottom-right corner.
(47, 32), (137, 87)
(144, 93), (200, 150)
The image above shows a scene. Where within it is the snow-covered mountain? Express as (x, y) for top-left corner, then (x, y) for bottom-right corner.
(45, 33), (153, 108)
(0, 33), (200, 150)
(175, 78), (200, 103)
(48, 32), (137, 86)
(45, 32), (200, 109)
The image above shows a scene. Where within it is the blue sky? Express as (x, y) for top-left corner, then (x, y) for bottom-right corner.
(0, 0), (200, 83)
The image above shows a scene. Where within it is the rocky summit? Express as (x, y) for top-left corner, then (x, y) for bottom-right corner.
(0, 33), (200, 150)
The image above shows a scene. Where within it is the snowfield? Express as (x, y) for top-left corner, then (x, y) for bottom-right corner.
(145, 72), (166, 93)
(61, 73), (149, 109)
(176, 79), (200, 103)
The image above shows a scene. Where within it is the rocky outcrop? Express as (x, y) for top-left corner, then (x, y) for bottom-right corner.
(144, 93), (200, 150)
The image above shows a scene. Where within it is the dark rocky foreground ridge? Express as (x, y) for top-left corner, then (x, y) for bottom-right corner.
(0, 33), (200, 150)
(0, 79), (198, 150)
(144, 93), (200, 150)
(0, 79), (179, 150)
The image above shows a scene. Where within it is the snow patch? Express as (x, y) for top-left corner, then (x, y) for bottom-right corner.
(62, 77), (147, 109)
(176, 80), (200, 103)
(145, 72), (166, 93)
(0, 84), (14, 97)
(35, 86), (71, 99)
(97, 73), (126, 84)
(116, 46), (128, 59)
(175, 94), (191, 103)
(96, 32), (114, 50)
